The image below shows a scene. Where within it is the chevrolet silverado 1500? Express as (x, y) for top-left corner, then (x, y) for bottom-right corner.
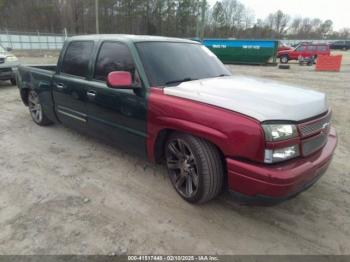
(16, 35), (337, 204)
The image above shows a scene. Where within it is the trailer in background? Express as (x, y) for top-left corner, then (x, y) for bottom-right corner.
(202, 39), (278, 65)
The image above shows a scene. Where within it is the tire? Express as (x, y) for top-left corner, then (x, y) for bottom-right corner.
(280, 56), (289, 64)
(10, 78), (16, 86)
(27, 89), (53, 126)
(279, 64), (290, 70)
(165, 132), (224, 204)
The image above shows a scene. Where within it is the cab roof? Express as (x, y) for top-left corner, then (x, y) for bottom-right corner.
(68, 34), (198, 44)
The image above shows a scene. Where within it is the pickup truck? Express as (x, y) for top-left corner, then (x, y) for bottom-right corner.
(16, 35), (337, 204)
(277, 43), (330, 64)
(0, 44), (19, 85)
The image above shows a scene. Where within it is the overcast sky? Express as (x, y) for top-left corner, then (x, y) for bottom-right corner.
(209, 0), (349, 30)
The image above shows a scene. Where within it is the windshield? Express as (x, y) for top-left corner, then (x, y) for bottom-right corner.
(0, 45), (5, 52)
(136, 42), (231, 87)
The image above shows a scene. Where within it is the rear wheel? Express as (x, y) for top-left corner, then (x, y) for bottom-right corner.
(165, 133), (224, 204)
(10, 78), (16, 86)
(280, 55), (289, 64)
(28, 90), (53, 126)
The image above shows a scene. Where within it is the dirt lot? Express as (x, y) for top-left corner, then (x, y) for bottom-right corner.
(0, 52), (349, 255)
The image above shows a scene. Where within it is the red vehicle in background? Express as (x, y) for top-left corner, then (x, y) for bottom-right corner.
(277, 43), (330, 64)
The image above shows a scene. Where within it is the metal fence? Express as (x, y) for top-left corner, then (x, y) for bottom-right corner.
(0, 30), (348, 50)
(280, 39), (348, 46)
(0, 30), (68, 50)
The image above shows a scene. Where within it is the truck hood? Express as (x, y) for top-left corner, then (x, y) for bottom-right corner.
(163, 76), (328, 122)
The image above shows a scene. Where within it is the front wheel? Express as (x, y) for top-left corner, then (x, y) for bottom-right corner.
(27, 90), (53, 126)
(165, 133), (224, 204)
(10, 78), (16, 86)
(280, 56), (289, 64)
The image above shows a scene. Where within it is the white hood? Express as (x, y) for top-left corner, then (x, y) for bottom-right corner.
(164, 76), (328, 122)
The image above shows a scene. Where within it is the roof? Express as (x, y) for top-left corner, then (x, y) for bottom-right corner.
(68, 34), (197, 44)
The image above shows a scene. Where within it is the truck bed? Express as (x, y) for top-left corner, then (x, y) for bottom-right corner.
(18, 64), (57, 73)
(17, 64), (57, 86)
(16, 64), (57, 110)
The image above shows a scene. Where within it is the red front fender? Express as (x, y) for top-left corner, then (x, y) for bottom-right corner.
(147, 87), (265, 163)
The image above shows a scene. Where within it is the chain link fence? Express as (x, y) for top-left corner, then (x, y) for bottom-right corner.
(0, 30), (347, 50)
(0, 30), (69, 50)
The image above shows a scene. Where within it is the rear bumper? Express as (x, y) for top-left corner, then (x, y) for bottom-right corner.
(226, 128), (337, 204)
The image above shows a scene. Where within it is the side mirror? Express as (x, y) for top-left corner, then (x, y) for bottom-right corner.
(107, 71), (133, 89)
(6, 47), (13, 52)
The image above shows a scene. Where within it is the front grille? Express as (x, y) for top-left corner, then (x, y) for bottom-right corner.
(0, 58), (4, 64)
(299, 110), (332, 156)
(302, 132), (328, 156)
(299, 111), (331, 138)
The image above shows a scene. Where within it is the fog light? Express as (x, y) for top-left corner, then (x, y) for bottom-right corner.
(264, 145), (300, 163)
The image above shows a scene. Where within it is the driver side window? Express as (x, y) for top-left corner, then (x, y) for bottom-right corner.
(94, 42), (141, 86)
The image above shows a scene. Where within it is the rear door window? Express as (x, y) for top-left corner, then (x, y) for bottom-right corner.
(61, 41), (94, 78)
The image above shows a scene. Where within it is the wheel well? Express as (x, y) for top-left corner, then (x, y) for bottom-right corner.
(154, 129), (228, 188)
(153, 129), (172, 163)
(20, 88), (29, 106)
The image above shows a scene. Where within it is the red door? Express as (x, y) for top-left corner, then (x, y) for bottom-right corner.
(291, 45), (307, 60)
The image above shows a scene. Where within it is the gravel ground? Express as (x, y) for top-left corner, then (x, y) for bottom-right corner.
(0, 51), (349, 255)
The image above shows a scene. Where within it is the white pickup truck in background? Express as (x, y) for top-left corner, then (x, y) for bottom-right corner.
(0, 44), (19, 86)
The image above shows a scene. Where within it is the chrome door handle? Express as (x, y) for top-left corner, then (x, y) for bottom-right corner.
(55, 83), (65, 90)
(87, 90), (96, 98)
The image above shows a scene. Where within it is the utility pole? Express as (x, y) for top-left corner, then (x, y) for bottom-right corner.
(95, 0), (100, 34)
(63, 28), (68, 40)
(200, 0), (207, 41)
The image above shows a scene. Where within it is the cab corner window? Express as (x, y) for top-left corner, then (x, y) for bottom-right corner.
(94, 42), (138, 84)
(61, 41), (93, 78)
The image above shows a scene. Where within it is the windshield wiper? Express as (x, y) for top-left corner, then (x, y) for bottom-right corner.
(165, 77), (197, 85)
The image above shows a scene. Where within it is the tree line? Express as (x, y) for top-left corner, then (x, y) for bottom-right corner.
(0, 0), (349, 39)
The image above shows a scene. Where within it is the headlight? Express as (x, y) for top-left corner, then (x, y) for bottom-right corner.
(262, 124), (298, 141)
(264, 145), (300, 163)
(6, 56), (18, 62)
